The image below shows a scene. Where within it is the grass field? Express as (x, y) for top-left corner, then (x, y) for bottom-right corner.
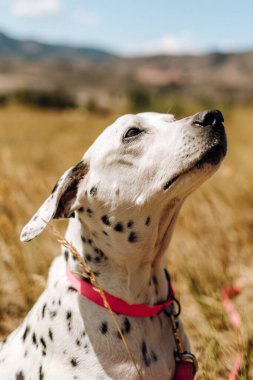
(0, 105), (252, 379)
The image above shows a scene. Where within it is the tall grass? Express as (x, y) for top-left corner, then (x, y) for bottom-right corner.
(0, 105), (252, 379)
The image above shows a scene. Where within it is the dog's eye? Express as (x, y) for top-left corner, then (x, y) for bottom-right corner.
(124, 127), (143, 139)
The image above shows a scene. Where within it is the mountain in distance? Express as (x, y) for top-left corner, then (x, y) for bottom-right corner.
(0, 31), (117, 61)
(0, 31), (252, 105)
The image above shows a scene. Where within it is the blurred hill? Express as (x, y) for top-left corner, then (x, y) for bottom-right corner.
(0, 31), (252, 107)
(0, 31), (116, 60)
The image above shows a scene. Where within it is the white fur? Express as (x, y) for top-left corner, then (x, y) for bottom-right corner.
(0, 111), (226, 379)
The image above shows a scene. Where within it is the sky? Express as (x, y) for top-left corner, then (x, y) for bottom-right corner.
(0, 0), (252, 56)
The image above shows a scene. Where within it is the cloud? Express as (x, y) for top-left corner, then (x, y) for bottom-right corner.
(12, 0), (61, 17)
(73, 9), (101, 26)
(122, 35), (202, 56)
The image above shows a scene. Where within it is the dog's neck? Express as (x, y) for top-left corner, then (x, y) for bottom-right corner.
(63, 200), (181, 305)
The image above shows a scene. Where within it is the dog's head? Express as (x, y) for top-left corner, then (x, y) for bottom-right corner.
(21, 109), (227, 258)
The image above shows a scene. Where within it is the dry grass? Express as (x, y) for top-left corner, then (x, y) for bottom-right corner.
(0, 105), (252, 379)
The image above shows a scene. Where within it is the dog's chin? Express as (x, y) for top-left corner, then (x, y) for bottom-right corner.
(163, 144), (226, 191)
(194, 144), (226, 169)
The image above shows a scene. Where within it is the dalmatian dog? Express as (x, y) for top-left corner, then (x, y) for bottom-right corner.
(0, 109), (226, 380)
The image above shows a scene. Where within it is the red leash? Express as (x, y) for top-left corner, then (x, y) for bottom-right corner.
(221, 285), (243, 380)
(165, 301), (197, 380)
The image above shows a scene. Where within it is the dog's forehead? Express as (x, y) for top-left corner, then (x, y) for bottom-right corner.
(116, 112), (175, 126)
(137, 112), (175, 123)
(111, 112), (175, 131)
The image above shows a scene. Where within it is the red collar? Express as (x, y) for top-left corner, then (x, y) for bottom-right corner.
(67, 267), (175, 318)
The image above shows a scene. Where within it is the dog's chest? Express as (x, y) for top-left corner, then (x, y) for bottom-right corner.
(0, 268), (176, 380)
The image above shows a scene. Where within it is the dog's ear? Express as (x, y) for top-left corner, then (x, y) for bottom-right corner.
(20, 161), (88, 242)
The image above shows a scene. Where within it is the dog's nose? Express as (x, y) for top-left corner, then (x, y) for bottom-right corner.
(193, 109), (224, 127)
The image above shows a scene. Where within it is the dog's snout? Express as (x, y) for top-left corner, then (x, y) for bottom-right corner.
(193, 109), (224, 127)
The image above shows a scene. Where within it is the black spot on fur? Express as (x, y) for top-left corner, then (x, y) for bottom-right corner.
(124, 318), (131, 334)
(100, 322), (108, 334)
(127, 220), (134, 228)
(66, 311), (72, 331)
(103, 230), (108, 236)
(90, 186), (97, 196)
(101, 215), (110, 226)
(151, 351), (158, 362)
(78, 207), (84, 212)
(40, 337), (46, 350)
(87, 208), (93, 214)
(16, 371), (25, 380)
(76, 339), (81, 346)
(32, 332), (38, 347)
(114, 223), (124, 232)
(152, 275), (159, 296)
(141, 340), (147, 356)
(68, 286), (77, 292)
(49, 311), (57, 319)
(164, 268), (171, 282)
(39, 365), (44, 380)
(94, 256), (101, 263)
(145, 216), (151, 226)
(128, 231), (138, 243)
(84, 343), (89, 353)
(70, 358), (78, 367)
(48, 329), (53, 341)
(64, 250), (69, 262)
(81, 235), (87, 243)
(22, 325), (30, 341)
(88, 239), (93, 245)
(98, 249), (105, 257)
(141, 340), (151, 366)
(66, 311), (72, 319)
(85, 254), (92, 262)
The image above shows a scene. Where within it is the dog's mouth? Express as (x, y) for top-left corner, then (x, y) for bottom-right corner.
(195, 144), (226, 168)
(163, 144), (226, 191)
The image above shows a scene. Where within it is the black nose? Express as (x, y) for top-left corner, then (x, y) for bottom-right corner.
(193, 109), (224, 127)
